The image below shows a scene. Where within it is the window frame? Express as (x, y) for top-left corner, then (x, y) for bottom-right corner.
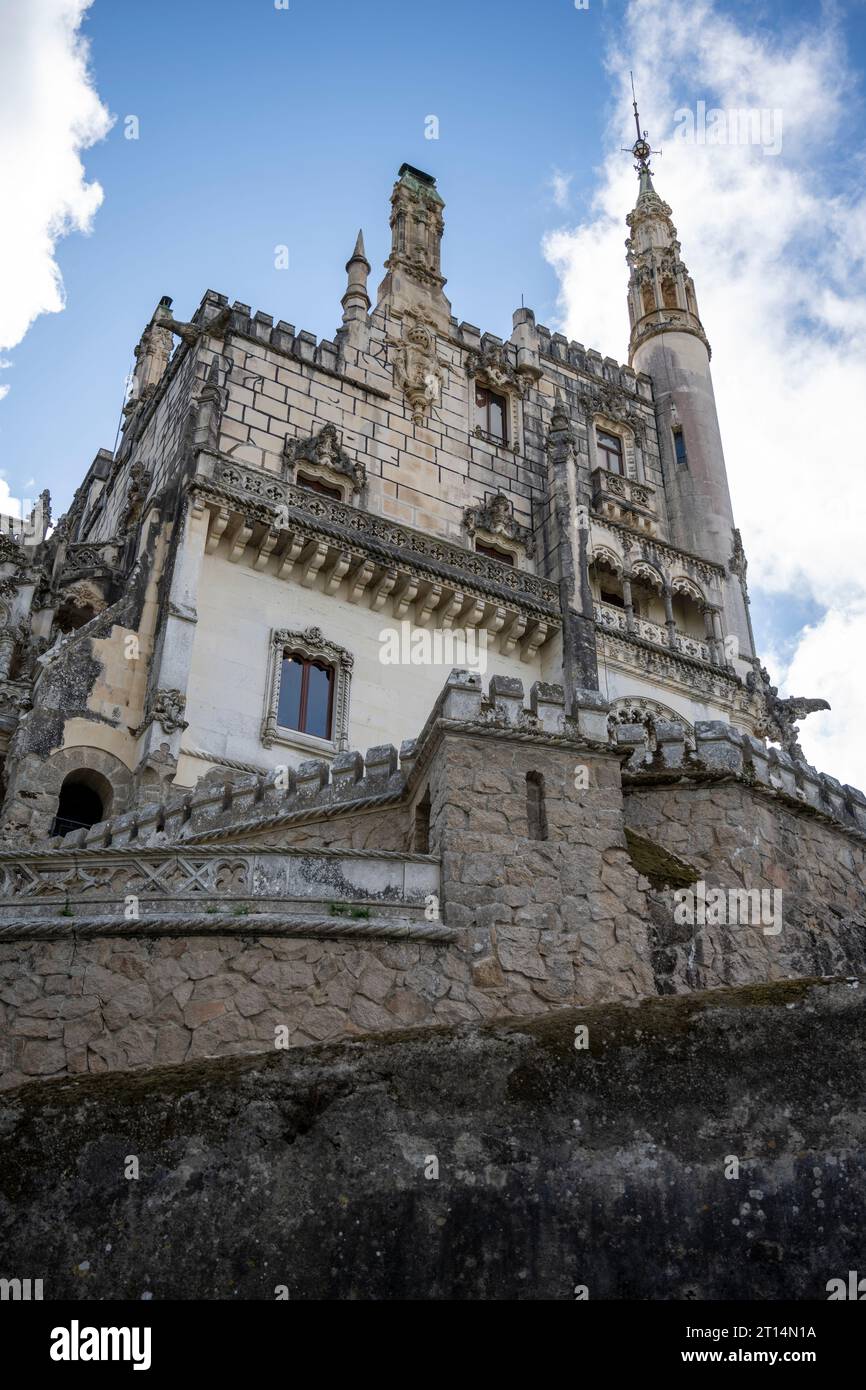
(277, 651), (335, 740)
(262, 626), (353, 755)
(596, 429), (625, 475)
(474, 383), (509, 445)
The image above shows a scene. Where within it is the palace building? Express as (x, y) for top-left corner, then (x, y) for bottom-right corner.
(1, 142), (859, 1091)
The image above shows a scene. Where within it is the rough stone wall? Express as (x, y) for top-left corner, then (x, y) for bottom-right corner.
(0, 934), (472, 1091)
(428, 726), (655, 1009)
(2, 976), (863, 1300)
(624, 779), (866, 992)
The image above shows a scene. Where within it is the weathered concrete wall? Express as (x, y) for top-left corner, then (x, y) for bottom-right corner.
(1, 976), (863, 1300)
(624, 780), (866, 992)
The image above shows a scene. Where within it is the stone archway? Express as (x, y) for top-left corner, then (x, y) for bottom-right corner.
(39, 746), (134, 839)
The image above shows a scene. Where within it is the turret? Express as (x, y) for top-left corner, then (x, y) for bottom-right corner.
(341, 229), (371, 326)
(376, 164), (452, 331)
(624, 108), (754, 667)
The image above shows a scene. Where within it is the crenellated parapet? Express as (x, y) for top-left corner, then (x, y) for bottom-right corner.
(616, 717), (866, 841)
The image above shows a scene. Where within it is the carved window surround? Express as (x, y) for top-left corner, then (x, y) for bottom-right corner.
(262, 626), (353, 755)
(464, 491), (534, 569)
(283, 423), (366, 506)
(591, 466), (656, 534)
(466, 344), (523, 455)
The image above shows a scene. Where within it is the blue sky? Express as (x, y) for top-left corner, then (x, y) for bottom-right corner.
(1, 0), (865, 779)
(4, 0), (860, 516)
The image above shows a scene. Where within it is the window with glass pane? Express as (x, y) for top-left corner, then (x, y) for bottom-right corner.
(597, 430), (624, 474)
(277, 653), (334, 738)
(475, 385), (508, 444)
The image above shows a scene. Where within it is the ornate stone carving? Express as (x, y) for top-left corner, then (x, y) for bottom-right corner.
(284, 423), (366, 495)
(608, 697), (695, 748)
(142, 688), (189, 736)
(466, 340), (526, 398)
(120, 463), (153, 532)
(747, 664), (830, 757)
(464, 491), (534, 558)
(388, 316), (447, 424)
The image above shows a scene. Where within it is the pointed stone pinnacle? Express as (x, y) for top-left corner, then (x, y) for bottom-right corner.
(348, 229), (369, 267)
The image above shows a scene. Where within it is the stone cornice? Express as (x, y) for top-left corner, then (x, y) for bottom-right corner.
(192, 460), (560, 617)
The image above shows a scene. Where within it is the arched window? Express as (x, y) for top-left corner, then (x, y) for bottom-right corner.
(50, 770), (112, 837)
(277, 651), (334, 740)
(641, 282), (655, 316)
(661, 278), (678, 310)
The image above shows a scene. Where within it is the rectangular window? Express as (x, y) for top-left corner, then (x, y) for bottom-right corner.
(475, 541), (514, 566)
(673, 428), (688, 467)
(597, 429), (624, 475)
(297, 473), (343, 500)
(277, 653), (334, 739)
(475, 384), (508, 445)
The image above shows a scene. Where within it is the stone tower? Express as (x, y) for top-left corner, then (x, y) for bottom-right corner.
(376, 163), (452, 331)
(625, 145), (754, 666)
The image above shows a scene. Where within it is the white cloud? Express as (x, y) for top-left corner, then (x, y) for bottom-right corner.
(543, 0), (866, 788)
(0, 0), (112, 363)
(549, 169), (573, 209)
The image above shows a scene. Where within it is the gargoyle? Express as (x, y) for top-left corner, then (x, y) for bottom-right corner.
(162, 304), (231, 347)
(747, 664), (830, 758)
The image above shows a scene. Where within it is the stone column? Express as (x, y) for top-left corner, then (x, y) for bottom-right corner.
(137, 496), (209, 770)
(622, 577), (635, 634)
(663, 586), (677, 649)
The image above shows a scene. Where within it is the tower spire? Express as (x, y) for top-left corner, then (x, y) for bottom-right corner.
(341, 228), (371, 326)
(622, 73), (660, 185)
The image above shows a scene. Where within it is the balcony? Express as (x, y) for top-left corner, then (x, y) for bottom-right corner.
(594, 600), (711, 663)
(591, 468), (656, 535)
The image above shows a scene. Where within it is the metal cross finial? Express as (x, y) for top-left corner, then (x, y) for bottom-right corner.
(622, 72), (661, 176)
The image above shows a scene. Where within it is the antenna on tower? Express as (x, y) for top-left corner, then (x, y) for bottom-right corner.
(622, 72), (661, 176)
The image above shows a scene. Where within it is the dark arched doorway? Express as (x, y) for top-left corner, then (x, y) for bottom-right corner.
(50, 770), (112, 837)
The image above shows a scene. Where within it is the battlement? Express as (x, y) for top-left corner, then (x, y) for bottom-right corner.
(190, 289), (651, 406)
(533, 320), (654, 401)
(616, 718), (866, 839)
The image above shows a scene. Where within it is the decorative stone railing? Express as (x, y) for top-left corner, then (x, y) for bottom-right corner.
(61, 541), (122, 574)
(591, 467), (656, 534)
(594, 600), (711, 663)
(0, 843), (440, 922)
